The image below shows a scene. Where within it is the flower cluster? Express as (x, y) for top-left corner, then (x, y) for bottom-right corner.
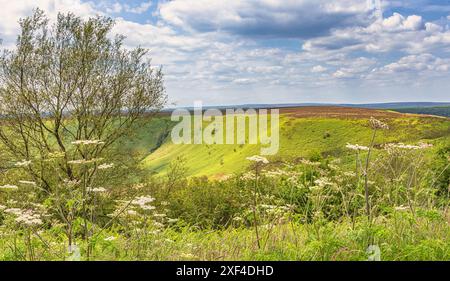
(131, 196), (156, 211)
(346, 143), (369, 151)
(19, 180), (37, 186)
(246, 155), (269, 164)
(15, 160), (32, 167)
(71, 139), (105, 146)
(369, 117), (389, 130)
(4, 208), (43, 226)
(98, 163), (114, 170)
(0, 184), (19, 190)
(385, 142), (433, 150)
(68, 158), (103, 165)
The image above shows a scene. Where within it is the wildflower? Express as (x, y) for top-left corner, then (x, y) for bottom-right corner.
(141, 205), (156, 211)
(168, 218), (179, 223)
(153, 221), (164, 228)
(98, 163), (114, 170)
(19, 180), (37, 186)
(385, 143), (433, 150)
(299, 159), (321, 166)
(15, 210), (43, 226)
(394, 205), (409, 212)
(343, 171), (356, 177)
(63, 179), (80, 187)
(260, 204), (277, 209)
(153, 213), (166, 218)
(369, 117), (389, 130)
(240, 172), (255, 180)
(180, 253), (196, 259)
(160, 201), (170, 206)
(91, 187), (107, 193)
(5, 208), (43, 226)
(68, 158), (103, 165)
(47, 151), (65, 158)
(131, 196), (155, 209)
(314, 177), (335, 188)
(0, 184), (19, 190)
(0, 205), (6, 210)
(15, 160), (31, 167)
(104, 236), (116, 241)
(246, 155), (269, 164)
(71, 139), (105, 146)
(346, 143), (369, 151)
(127, 210), (138, 216)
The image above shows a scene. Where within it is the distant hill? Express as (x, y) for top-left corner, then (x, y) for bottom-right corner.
(390, 106), (450, 117)
(165, 102), (450, 111)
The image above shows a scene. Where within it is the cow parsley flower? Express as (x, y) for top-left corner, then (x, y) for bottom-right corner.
(98, 163), (114, 170)
(346, 143), (369, 151)
(246, 155), (269, 164)
(0, 184), (19, 190)
(369, 117), (389, 130)
(19, 180), (37, 186)
(71, 139), (105, 146)
(15, 160), (32, 167)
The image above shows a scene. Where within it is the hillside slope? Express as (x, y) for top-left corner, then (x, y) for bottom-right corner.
(136, 107), (450, 178)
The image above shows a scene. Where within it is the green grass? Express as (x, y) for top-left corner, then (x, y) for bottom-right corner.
(136, 114), (450, 177)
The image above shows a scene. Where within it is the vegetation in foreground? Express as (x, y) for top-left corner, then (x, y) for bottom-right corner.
(0, 10), (449, 261)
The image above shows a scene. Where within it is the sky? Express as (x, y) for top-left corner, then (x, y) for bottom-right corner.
(0, 0), (449, 106)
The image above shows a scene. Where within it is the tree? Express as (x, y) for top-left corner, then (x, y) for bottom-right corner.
(0, 9), (166, 251)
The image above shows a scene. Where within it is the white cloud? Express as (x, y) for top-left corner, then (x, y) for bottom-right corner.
(159, 0), (375, 38)
(0, 0), (98, 47)
(311, 65), (327, 73)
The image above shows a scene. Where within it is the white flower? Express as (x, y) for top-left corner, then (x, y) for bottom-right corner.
(19, 180), (37, 186)
(104, 236), (116, 241)
(394, 205), (409, 211)
(346, 143), (369, 151)
(153, 213), (166, 218)
(68, 158), (103, 165)
(0, 184), (19, 190)
(63, 179), (80, 187)
(299, 159), (321, 166)
(47, 151), (65, 158)
(141, 205), (156, 211)
(15, 160), (32, 167)
(314, 177), (335, 188)
(98, 163), (114, 170)
(91, 187), (107, 193)
(153, 221), (164, 228)
(131, 196), (155, 210)
(385, 143), (433, 150)
(5, 208), (43, 226)
(246, 155), (269, 164)
(369, 117), (389, 130)
(71, 140), (105, 146)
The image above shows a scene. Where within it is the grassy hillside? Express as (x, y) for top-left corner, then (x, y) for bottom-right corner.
(136, 107), (450, 178)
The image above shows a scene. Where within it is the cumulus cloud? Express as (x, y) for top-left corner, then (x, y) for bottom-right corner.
(159, 0), (376, 38)
(302, 12), (450, 55)
(0, 0), (98, 46)
(311, 65), (328, 73)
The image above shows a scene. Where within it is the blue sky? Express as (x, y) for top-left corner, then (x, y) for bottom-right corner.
(1, 0), (449, 106)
